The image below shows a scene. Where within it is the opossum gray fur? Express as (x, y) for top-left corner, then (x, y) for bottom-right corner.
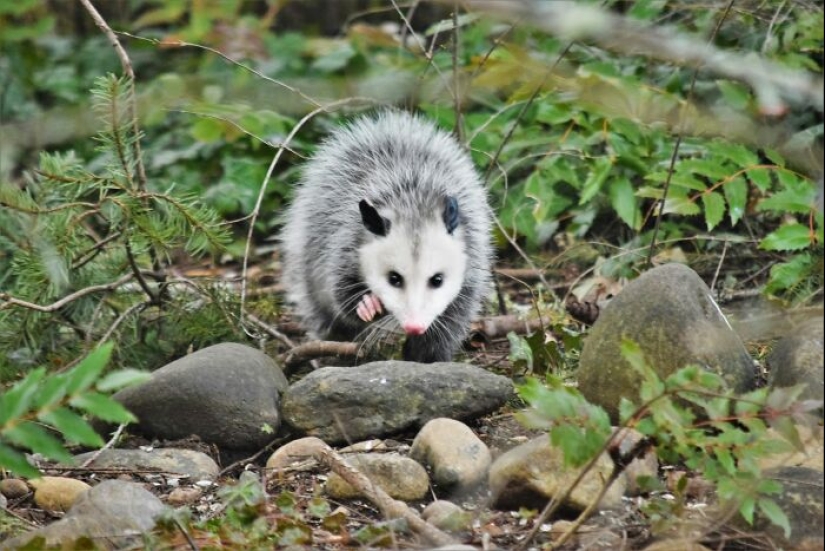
(280, 110), (493, 363)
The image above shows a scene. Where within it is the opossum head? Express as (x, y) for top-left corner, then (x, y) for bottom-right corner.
(358, 197), (467, 336)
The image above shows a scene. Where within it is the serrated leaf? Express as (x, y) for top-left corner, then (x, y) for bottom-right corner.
(39, 407), (104, 448)
(4, 421), (73, 464)
(96, 369), (151, 392)
(0, 443), (40, 478)
(66, 343), (114, 395)
(758, 498), (791, 538)
(760, 224), (814, 251)
(714, 141), (759, 167)
(748, 168), (773, 192)
(69, 392), (136, 424)
(662, 196), (702, 216)
(723, 177), (748, 225)
(757, 184), (817, 214)
(680, 158), (731, 181)
(716, 80), (752, 110)
(702, 191), (726, 230)
(609, 177), (640, 229)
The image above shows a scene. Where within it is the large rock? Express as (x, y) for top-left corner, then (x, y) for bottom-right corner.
(73, 448), (220, 482)
(578, 263), (755, 421)
(488, 435), (625, 512)
(767, 319), (824, 416)
(1, 480), (166, 550)
(111, 343), (288, 450)
(282, 361), (513, 443)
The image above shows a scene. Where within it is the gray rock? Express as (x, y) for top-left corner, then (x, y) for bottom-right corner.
(613, 428), (659, 496)
(421, 500), (474, 532)
(410, 418), (491, 492)
(578, 263), (755, 421)
(489, 435), (625, 512)
(1, 480), (166, 550)
(768, 319), (824, 416)
(325, 453), (430, 502)
(752, 466), (824, 549)
(112, 342), (288, 450)
(74, 448), (220, 482)
(265, 436), (326, 471)
(282, 361), (513, 444)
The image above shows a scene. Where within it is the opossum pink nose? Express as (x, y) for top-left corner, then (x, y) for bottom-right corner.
(403, 322), (427, 336)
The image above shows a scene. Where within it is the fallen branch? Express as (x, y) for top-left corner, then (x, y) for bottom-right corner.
(281, 340), (364, 369)
(470, 315), (544, 340)
(299, 438), (456, 547)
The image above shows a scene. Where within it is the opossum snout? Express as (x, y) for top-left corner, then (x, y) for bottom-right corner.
(402, 321), (427, 336)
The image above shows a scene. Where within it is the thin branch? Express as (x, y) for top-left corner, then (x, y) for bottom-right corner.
(646, 0), (735, 268)
(451, 1), (463, 141)
(0, 273), (135, 313)
(78, 0), (147, 190)
(239, 97), (377, 323)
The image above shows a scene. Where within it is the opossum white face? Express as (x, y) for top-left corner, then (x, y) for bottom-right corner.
(358, 198), (468, 336)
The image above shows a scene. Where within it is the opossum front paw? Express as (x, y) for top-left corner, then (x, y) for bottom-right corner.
(356, 293), (384, 322)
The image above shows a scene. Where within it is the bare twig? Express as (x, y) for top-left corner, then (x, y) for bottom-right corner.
(245, 312), (297, 349)
(313, 442), (456, 547)
(239, 98), (377, 324)
(78, 0), (148, 190)
(79, 424), (127, 468)
(281, 340), (363, 369)
(0, 273), (134, 313)
(646, 0), (735, 268)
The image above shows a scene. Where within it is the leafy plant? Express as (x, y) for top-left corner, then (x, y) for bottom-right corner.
(0, 74), (232, 375)
(516, 338), (818, 541)
(0, 342), (147, 478)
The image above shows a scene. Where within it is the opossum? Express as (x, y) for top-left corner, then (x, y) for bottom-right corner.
(280, 110), (493, 363)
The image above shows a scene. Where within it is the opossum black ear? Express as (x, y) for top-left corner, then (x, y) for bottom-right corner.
(360, 200), (390, 236)
(443, 196), (460, 234)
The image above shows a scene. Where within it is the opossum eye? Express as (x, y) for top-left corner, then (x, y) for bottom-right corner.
(429, 273), (444, 288)
(387, 271), (404, 288)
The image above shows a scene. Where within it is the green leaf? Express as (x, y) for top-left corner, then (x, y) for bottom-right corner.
(4, 421), (73, 464)
(609, 177), (640, 229)
(0, 367), (46, 426)
(723, 177), (748, 225)
(39, 407), (104, 448)
(713, 141), (759, 167)
(757, 183), (817, 214)
(758, 498), (791, 538)
(190, 118), (225, 143)
(69, 392), (136, 424)
(580, 157), (613, 204)
(0, 443), (40, 478)
(507, 332), (534, 373)
(96, 369), (151, 392)
(66, 343), (114, 395)
(33, 373), (70, 410)
(680, 158), (731, 181)
(702, 191), (726, 230)
(760, 224), (813, 251)
(716, 80), (752, 110)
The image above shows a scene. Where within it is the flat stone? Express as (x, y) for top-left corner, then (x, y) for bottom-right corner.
(410, 418), (491, 492)
(282, 361), (513, 444)
(30, 477), (91, 513)
(74, 448), (220, 482)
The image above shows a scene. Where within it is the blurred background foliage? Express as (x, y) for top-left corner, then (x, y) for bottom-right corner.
(0, 0), (822, 374)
